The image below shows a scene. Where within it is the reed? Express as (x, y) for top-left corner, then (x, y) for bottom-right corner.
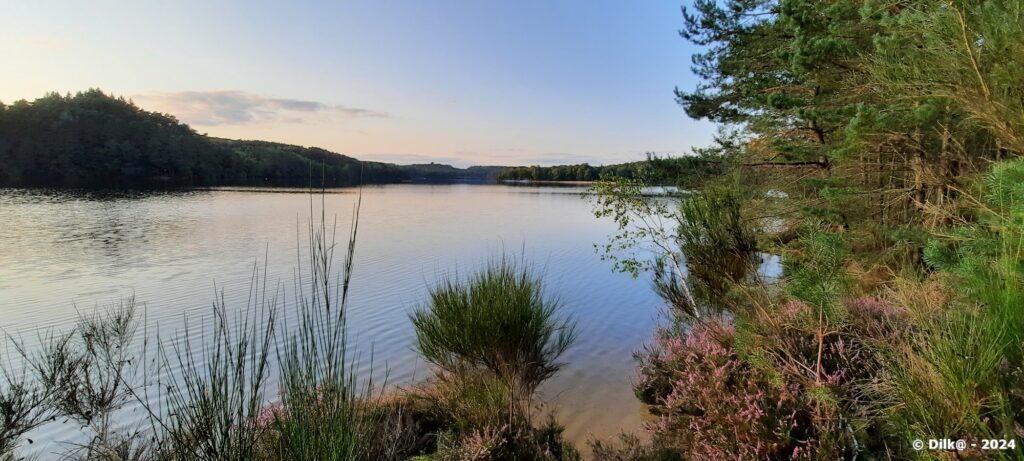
(269, 194), (367, 461)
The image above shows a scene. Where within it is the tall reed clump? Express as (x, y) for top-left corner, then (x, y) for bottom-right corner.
(269, 196), (373, 461)
(160, 194), (393, 461)
(0, 193), (406, 461)
(153, 265), (277, 460)
(410, 256), (580, 460)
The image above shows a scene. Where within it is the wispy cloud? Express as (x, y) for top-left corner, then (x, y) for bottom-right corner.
(17, 35), (73, 52)
(132, 90), (386, 126)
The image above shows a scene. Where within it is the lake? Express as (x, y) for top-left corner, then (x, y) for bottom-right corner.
(0, 184), (669, 456)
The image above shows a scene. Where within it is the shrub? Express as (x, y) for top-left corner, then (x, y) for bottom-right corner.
(409, 257), (581, 460)
(675, 186), (758, 301)
(155, 288), (275, 461)
(410, 257), (577, 394)
(642, 318), (819, 460)
(1, 299), (146, 460)
(411, 370), (515, 436)
(872, 160), (1024, 456)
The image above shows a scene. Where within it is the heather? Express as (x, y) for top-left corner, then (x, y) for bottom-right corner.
(590, 1), (1024, 459)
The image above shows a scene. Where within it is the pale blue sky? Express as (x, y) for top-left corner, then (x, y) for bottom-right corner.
(2, 1), (714, 166)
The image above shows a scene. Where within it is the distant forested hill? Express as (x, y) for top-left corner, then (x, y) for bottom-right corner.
(400, 163), (507, 182)
(0, 90), (506, 187)
(209, 138), (408, 186)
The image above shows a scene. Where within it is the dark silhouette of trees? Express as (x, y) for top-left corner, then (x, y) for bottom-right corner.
(0, 90), (505, 188)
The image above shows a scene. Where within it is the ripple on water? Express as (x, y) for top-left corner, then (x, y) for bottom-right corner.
(0, 185), (670, 458)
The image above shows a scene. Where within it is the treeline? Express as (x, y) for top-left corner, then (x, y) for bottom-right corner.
(498, 163), (640, 182)
(0, 90), (506, 188)
(591, 1), (1024, 460)
(498, 155), (724, 187)
(399, 162), (507, 182)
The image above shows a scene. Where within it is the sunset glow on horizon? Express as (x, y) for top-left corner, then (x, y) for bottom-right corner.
(2, 1), (714, 167)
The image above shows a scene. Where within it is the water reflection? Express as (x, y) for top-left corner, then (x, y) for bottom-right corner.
(0, 184), (669, 455)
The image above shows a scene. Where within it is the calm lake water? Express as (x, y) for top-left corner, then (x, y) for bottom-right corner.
(0, 184), (670, 456)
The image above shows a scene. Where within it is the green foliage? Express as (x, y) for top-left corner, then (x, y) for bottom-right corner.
(645, 148), (732, 190)
(408, 257), (582, 460)
(591, 177), (684, 279)
(409, 367), (581, 461)
(880, 309), (1012, 447)
(595, 1), (1024, 458)
(498, 154), (724, 187)
(498, 163), (634, 182)
(269, 199), (368, 461)
(871, 0), (1024, 156)
(410, 257), (577, 393)
(215, 138), (409, 187)
(416, 372), (514, 436)
(882, 160), (1024, 452)
(679, 0), (873, 166)
(399, 163), (508, 182)
(676, 186), (758, 302)
(785, 231), (852, 326)
(0, 90), (237, 187)
(923, 159), (1024, 330)
(157, 287), (275, 460)
(592, 175), (757, 317)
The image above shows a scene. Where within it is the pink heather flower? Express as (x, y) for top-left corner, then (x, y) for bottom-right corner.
(256, 400), (286, 427)
(640, 316), (815, 460)
(781, 300), (811, 319)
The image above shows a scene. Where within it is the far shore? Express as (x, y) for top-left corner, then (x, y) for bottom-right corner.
(500, 179), (596, 185)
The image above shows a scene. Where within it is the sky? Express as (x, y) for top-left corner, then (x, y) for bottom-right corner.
(1, 1), (715, 167)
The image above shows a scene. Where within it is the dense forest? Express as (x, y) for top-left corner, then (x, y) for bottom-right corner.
(497, 162), (642, 182)
(588, 0), (1024, 459)
(0, 90), (506, 187)
(497, 155), (725, 189)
